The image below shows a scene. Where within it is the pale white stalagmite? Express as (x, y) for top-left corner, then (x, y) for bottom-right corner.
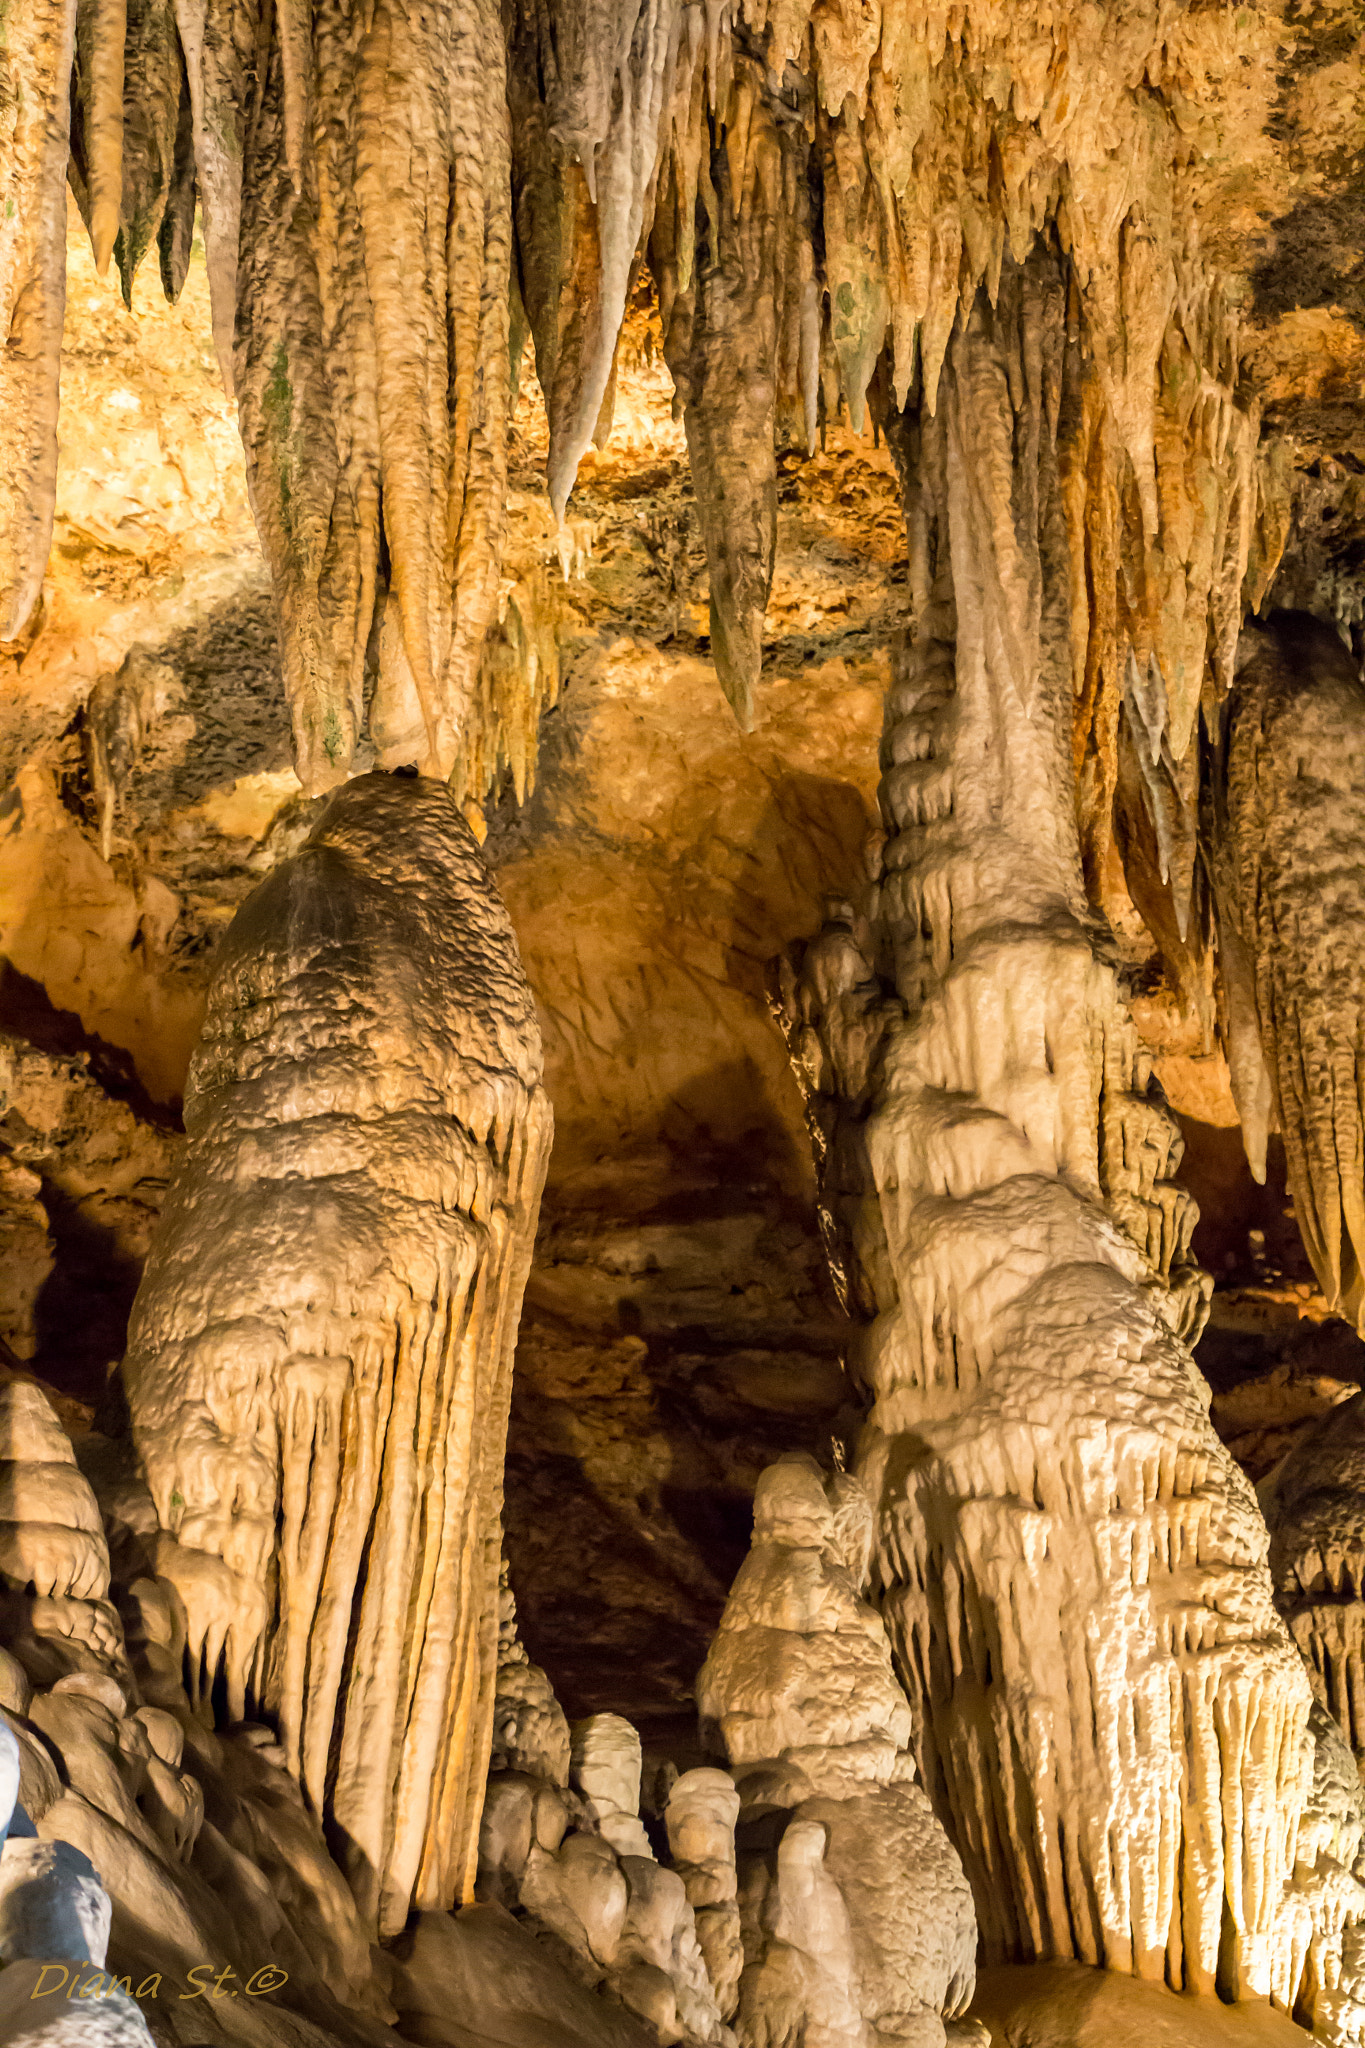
(699, 1453), (978, 2048)
(1213, 612), (1365, 1331)
(477, 1594), (729, 2044)
(121, 771), (553, 1938)
(776, 262), (1355, 2025)
(0, 1380), (109, 1608)
(665, 1770), (742, 2021)
(572, 1714), (654, 1859)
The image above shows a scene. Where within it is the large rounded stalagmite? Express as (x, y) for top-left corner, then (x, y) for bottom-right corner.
(121, 770), (553, 1938)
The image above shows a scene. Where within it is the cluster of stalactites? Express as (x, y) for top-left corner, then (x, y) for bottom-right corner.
(1, 0), (536, 808)
(507, 0), (1289, 766)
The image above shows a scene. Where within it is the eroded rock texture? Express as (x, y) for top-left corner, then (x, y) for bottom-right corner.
(776, 263), (1354, 2025)
(121, 769), (552, 1937)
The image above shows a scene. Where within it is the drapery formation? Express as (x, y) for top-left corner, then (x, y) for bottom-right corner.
(121, 772), (552, 1936)
(773, 259), (1365, 2033)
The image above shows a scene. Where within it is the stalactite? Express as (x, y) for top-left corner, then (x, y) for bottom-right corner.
(0, 0), (78, 641)
(655, 56), (787, 728)
(773, 258), (1365, 2037)
(70, 0), (126, 277)
(68, 0), (185, 307)
(169, 0), (248, 390)
(496, 0), (1276, 753)
(120, 772), (553, 1939)
(1212, 610), (1365, 1331)
(508, 0), (684, 522)
(0, 0), (1291, 797)
(62, 0), (518, 795)
(229, 0), (514, 792)
(456, 565), (563, 830)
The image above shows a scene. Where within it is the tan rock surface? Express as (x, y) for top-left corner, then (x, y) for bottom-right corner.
(969, 1966), (1312, 2047)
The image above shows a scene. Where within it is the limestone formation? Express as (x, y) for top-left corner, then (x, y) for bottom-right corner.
(490, 1564), (573, 1789)
(665, 1770), (742, 2022)
(505, 0), (1277, 789)
(0, 0), (77, 642)
(573, 1714), (655, 1859)
(475, 1591), (731, 2046)
(121, 770), (553, 1937)
(0, 1380), (424, 2044)
(700, 1453), (977, 2048)
(1211, 613), (1365, 1331)
(0, 1723), (156, 2047)
(775, 265), (1358, 2032)
(0, 0), (1292, 822)
(1262, 1393), (1365, 1764)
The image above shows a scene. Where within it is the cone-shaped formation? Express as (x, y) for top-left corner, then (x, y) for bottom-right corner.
(1210, 612), (1365, 1330)
(699, 1453), (978, 2047)
(231, 0), (512, 792)
(773, 262), (1364, 2034)
(121, 771), (552, 1938)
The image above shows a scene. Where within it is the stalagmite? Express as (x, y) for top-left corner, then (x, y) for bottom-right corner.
(573, 1715), (655, 1859)
(774, 263), (1362, 2032)
(665, 1770), (742, 2021)
(120, 770), (553, 1938)
(477, 1601), (729, 2045)
(0, 1380), (109, 1610)
(699, 1453), (978, 2048)
(1212, 612), (1365, 1330)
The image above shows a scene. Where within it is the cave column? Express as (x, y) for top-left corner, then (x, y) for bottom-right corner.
(779, 267), (1312, 2003)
